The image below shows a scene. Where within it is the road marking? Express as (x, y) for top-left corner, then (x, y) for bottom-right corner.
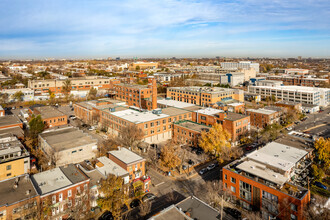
(155, 182), (165, 187)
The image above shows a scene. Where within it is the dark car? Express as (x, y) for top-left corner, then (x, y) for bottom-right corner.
(19, 106), (23, 109)
(224, 207), (241, 219)
(130, 199), (141, 208)
(142, 193), (156, 202)
(314, 181), (327, 190)
(188, 159), (195, 166)
(121, 204), (128, 213)
(99, 211), (113, 220)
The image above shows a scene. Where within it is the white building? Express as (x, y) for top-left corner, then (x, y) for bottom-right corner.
(0, 88), (34, 102)
(221, 61), (259, 73)
(248, 85), (330, 106)
(226, 72), (245, 86)
(255, 80), (283, 87)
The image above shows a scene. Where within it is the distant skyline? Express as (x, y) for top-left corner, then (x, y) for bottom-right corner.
(0, 0), (329, 59)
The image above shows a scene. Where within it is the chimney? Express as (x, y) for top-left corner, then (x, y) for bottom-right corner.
(148, 78), (157, 110)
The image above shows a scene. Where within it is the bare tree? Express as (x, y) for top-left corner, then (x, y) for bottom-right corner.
(139, 201), (152, 218)
(117, 124), (144, 150)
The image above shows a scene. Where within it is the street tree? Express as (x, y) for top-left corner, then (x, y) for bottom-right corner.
(88, 87), (97, 100)
(314, 137), (330, 169)
(97, 174), (127, 219)
(159, 144), (181, 171)
(260, 123), (282, 143)
(139, 201), (152, 218)
(199, 123), (231, 163)
(28, 114), (45, 139)
(62, 79), (72, 101)
(48, 90), (56, 105)
(117, 124), (144, 150)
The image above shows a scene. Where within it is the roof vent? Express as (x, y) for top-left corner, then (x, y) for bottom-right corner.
(274, 155), (279, 157)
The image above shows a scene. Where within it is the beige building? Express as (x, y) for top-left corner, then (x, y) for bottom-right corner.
(129, 62), (158, 71)
(38, 127), (98, 166)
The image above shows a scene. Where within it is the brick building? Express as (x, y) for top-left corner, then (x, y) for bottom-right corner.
(30, 106), (67, 128)
(0, 134), (30, 181)
(266, 75), (329, 87)
(246, 108), (281, 128)
(0, 174), (40, 220)
(31, 164), (90, 219)
(222, 142), (311, 220)
(173, 120), (210, 147)
(275, 101), (302, 113)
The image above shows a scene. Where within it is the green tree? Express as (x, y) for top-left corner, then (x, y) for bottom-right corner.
(88, 87), (97, 100)
(62, 79), (72, 101)
(29, 114), (45, 139)
(199, 123), (231, 163)
(312, 164), (325, 182)
(12, 91), (24, 102)
(97, 174), (127, 219)
(48, 90), (56, 105)
(314, 137), (330, 169)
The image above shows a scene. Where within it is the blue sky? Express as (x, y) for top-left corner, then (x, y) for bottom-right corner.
(0, 0), (329, 59)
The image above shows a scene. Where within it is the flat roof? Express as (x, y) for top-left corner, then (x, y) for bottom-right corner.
(151, 205), (190, 220)
(157, 99), (196, 108)
(247, 142), (308, 172)
(108, 147), (145, 165)
(0, 115), (22, 127)
(115, 83), (148, 89)
(110, 109), (169, 124)
(227, 102), (244, 107)
(161, 107), (191, 116)
(168, 86), (235, 94)
(250, 85), (330, 93)
(60, 164), (88, 184)
(246, 108), (277, 115)
(31, 168), (72, 195)
(39, 127), (97, 151)
(175, 120), (210, 133)
(96, 156), (129, 177)
(226, 112), (248, 121)
(0, 175), (38, 207)
(34, 106), (66, 119)
(237, 160), (288, 186)
(195, 108), (224, 116)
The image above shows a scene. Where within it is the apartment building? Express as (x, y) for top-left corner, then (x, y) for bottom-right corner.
(173, 120), (210, 147)
(255, 80), (283, 87)
(28, 76), (112, 96)
(0, 175), (40, 220)
(223, 142), (311, 220)
(128, 62), (158, 71)
(95, 156), (129, 184)
(192, 108), (250, 142)
(31, 164), (90, 219)
(30, 106), (67, 128)
(38, 127), (98, 166)
(0, 134), (30, 181)
(167, 86), (244, 106)
(108, 147), (151, 192)
(213, 101), (245, 114)
(220, 61), (260, 73)
(248, 85), (330, 106)
(266, 75), (329, 87)
(284, 69), (309, 75)
(246, 108), (280, 128)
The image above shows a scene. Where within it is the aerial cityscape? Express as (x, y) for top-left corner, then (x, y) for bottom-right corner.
(0, 1), (329, 220)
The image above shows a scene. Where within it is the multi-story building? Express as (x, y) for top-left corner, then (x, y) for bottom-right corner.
(0, 88), (34, 102)
(0, 134), (30, 181)
(108, 147), (151, 192)
(128, 62), (158, 71)
(246, 108), (281, 128)
(275, 101), (302, 113)
(255, 80), (283, 87)
(28, 76), (112, 96)
(0, 174), (40, 220)
(38, 127), (98, 166)
(0, 115), (24, 139)
(173, 120), (210, 147)
(266, 75), (329, 87)
(30, 106), (67, 128)
(213, 102), (245, 114)
(167, 86), (244, 106)
(222, 142), (311, 220)
(248, 85), (330, 106)
(31, 164), (90, 220)
(284, 69), (309, 75)
(220, 61), (259, 73)
(226, 72), (245, 86)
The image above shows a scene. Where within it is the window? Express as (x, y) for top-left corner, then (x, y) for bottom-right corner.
(52, 195), (56, 204)
(231, 186), (236, 192)
(151, 122), (154, 127)
(224, 174), (227, 180)
(68, 190), (72, 197)
(84, 184), (88, 191)
(6, 165), (11, 170)
(76, 186), (81, 194)
(6, 173), (11, 177)
(291, 214), (297, 220)
(224, 183), (227, 188)
(239, 181), (251, 201)
(59, 193), (63, 202)
(262, 191), (278, 202)
(231, 177), (236, 183)
(144, 124), (148, 129)
(291, 204), (297, 212)
(68, 200), (72, 208)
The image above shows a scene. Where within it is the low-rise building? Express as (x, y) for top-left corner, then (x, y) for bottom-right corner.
(0, 134), (30, 181)
(95, 156), (129, 184)
(267, 75), (328, 87)
(226, 72), (245, 86)
(129, 62), (158, 71)
(0, 88), (34, 102)
(30, 106), (67, 128)
(0, 115), (23, 130)
(246, 108), (281, 128)
(275, 101), (302, 113)
(38, 127), (98, 166)
(0, 175), (40, 220)
(31, 164), (90, 219)
(173, 120), (210, 147)
(255, 80), (283, 87)
(222, 142), (311, 220)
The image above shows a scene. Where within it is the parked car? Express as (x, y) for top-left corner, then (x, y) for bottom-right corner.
(88, 126), (95, 131)
(314, 181), (327, 190)
(188, 159), (195, 166)
(142, 193), (156, 202)
(130, 199), (141, 208)
(286, 127), (293, 131)
(69, 115), (76, 120)
(207, 164), (216, 171)
(199, 168), (207, 175)
(245, 146), (253, 151)
(182, 165), (187, 170)
(99, 211), (113, 220)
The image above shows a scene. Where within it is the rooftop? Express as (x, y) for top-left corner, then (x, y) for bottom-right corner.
(157, 99), (196, 108)
(96, 156), (129, 177)
(34, 106), (66, 119)
(247, 142), (309, 172)
(169, 86), (235, 94)
(175, 120), (210, 133)
(0, 115), (22, 128)
(60, 164), (88, 184)
(250, 85), (330, 93)
(246, 108), (277, 115)
(161, 107), (191, 116)
(150, 205), (189, 220)
(195, 107), (224, 116)
(108, 147), (145, 165)
(115, 83), (149, 89)
(110, 109), (168, 124)
(225, 112), (249, 121)
(0, 133), (29, 162)
(0, 175), (38, 207)
(39, 127), (97, 151)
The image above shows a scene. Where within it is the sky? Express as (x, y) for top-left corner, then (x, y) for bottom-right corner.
(0, 0), (329, 59)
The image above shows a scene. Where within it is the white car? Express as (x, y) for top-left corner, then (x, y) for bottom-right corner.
(88, 126), (95, 131)
(207, 164), (216, 171)
(286, 127), (293, 131)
